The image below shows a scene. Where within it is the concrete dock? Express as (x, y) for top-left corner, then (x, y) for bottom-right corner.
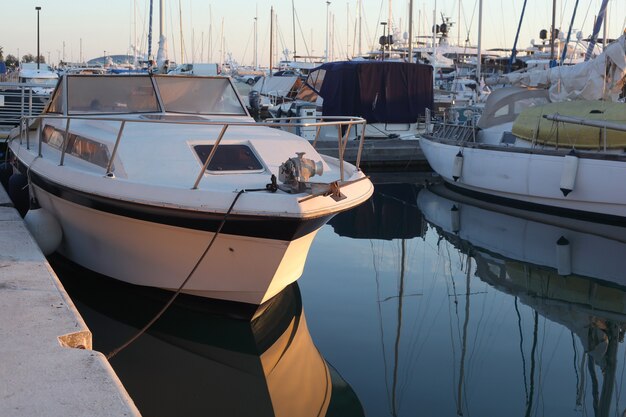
(0, 186), (141, 416)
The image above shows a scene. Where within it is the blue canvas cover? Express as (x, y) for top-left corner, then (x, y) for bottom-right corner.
(306, 61), (433, 123)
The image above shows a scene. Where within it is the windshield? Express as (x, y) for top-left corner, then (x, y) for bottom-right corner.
(155, 76), (247, 115)
(66, 75), (160, 114)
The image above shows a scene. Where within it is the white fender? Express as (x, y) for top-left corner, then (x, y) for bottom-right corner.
(559, 151), (579, 197)
(24, 208), (63, 256)
(452, 150), (463, 182)
(556, 236), (571, 276)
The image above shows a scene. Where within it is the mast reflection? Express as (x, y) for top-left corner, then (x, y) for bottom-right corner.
(418, 184), (626, 417)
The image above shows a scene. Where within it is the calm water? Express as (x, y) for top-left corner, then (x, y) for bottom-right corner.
(53, 174), (626, 417)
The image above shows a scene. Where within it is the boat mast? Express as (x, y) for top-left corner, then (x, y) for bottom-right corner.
(178, 0), (184, 64)
(147, 0), (154, 61)
(156, 0), (168, 67)
(408, 0), (413, 63)
(208, 6), (212, 62)
(292, 0), (297, 61)
(585, 0), (609, 60)
(508, 0), (528, 72)
(549, 0), (556, 63)
(133, 0), (137, 66)
(325, 1), (331, 62)
(270, 6), (274, 75)
(457, 0), (461, 46)
(432, 0), (437, 55)
(560, 0), (580, 64)
(254, 6), (258, 69)
(346, 3), (350, 59)
(476, 0), (482, 81)
(358, 0), (362, 56)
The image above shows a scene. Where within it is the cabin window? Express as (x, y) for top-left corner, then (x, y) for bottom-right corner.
(193, 144), (263, 171)
(493, 104), (509, 118)
(42, 125), (110, 168)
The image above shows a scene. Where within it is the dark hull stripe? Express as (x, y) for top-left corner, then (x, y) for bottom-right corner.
(22, 166), (333, 241)
(444, 181), (626, 227)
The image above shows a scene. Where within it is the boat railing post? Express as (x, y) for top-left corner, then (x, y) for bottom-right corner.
(192, 124), (229, 189)
(19, 118), (23, 145)
(472, 115), (476, 142)
(28, 88), (33, 117)
(603, 124), (607, 151)
(105, 120), (126, 176)
(311, 122), (322, 148)
(25, 118), (30, 149)
(20, 87), (25, 119)
(59, 118), (72, 166)
(337, 122), (345, 182)
(343, 121), (353, 157)
(355, 120), (366, 170)
(37, 119), (43, 157)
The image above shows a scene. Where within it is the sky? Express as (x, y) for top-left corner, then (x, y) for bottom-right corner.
(2, 0), (625, 67)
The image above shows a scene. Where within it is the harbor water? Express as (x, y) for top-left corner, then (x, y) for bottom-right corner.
(52, 173), (626, 417)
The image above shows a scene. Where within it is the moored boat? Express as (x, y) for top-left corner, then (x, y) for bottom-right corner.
(6, 74), (374, 305)
(419, 35), (626, 224)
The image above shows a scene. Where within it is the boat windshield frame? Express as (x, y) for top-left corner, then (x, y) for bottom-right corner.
(46, 74), (249, 117)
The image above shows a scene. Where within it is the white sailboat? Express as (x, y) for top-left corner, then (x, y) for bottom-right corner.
(419, 34), (626, 223)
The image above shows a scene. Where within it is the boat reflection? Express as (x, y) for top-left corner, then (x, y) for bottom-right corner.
(418, 184), (626, 417)
(50, 256), (363, 417)
(329, 183), (425, 240)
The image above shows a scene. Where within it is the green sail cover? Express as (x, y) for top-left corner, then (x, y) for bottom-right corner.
(511, 100), (626, 149)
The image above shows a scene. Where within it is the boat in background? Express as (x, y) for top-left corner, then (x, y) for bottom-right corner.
(6, 74), (373, 306)
(420, 34), (626, 224)
(0, 62), (58, 128)
(17, 62), (59, 96)
(275, 61), (434, 140)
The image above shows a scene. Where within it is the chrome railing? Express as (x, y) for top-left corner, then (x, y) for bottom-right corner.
(0, 82), (51, 130)
(17, 114), (367, 188)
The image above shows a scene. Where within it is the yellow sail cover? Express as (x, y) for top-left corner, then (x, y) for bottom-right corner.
(511, 101), (626, 149)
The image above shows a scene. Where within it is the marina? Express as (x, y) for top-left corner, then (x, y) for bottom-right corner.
(3, 0), (626, 415)
(6, 174), (626, 416)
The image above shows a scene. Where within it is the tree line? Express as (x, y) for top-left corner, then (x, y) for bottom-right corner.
(0, 46), (47, 70)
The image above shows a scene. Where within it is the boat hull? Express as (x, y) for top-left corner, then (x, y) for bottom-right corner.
(420, 136), (626, 223)
(33, 184), (322, 305)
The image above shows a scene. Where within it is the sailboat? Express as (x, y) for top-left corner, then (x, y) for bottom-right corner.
(419, 34), (626, 223)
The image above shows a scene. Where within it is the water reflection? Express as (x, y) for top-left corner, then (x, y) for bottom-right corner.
(329, 183), (425, 240)
(327, 182), (427, 416)
(50, 256), (364, 417)
(417, 184), (626, 417)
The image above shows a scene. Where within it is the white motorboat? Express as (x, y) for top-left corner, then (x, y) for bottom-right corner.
(18, 62), (59, 96)
(419, 35), (626, 224)
(7, 74), (373, 305)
